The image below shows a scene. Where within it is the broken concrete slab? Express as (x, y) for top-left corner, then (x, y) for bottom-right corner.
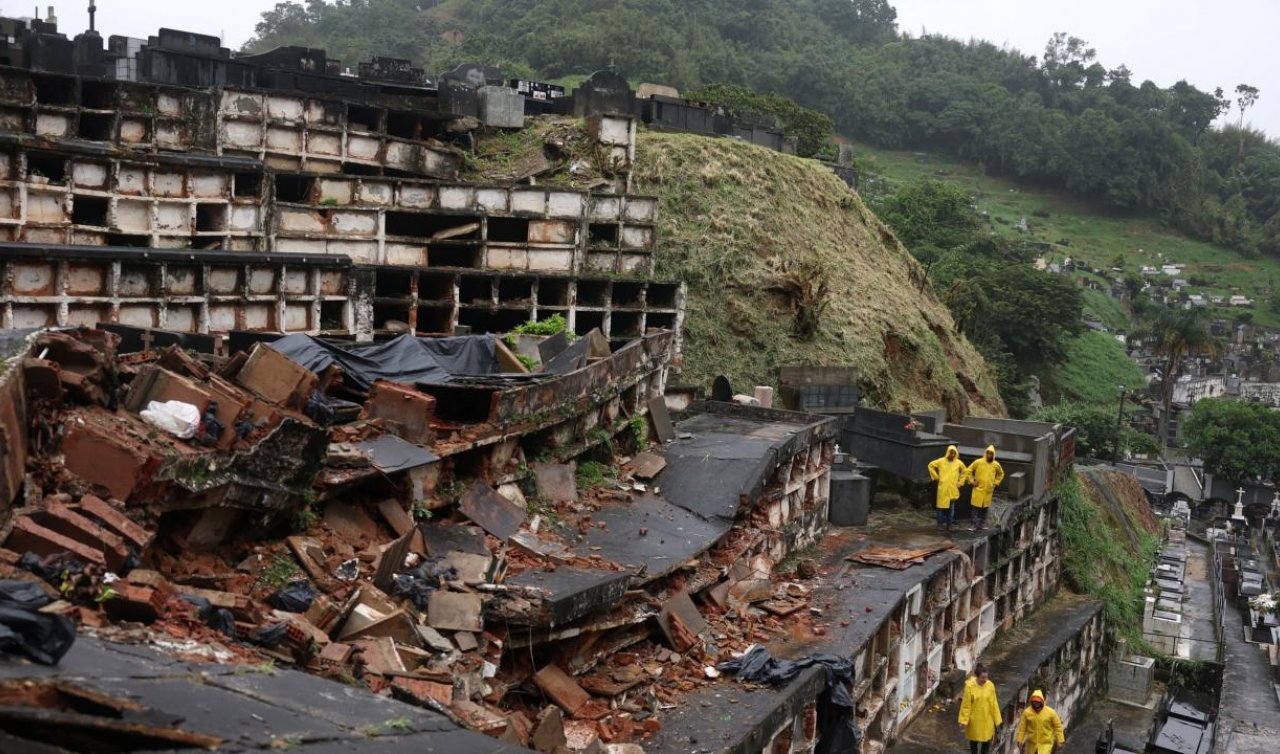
(352, 636), (407, 675)
(341, 608), (421, 647)
(61, 423), (152, 501)
(419, 522), (489, 557)
(33, 502), (131, 570)
(627, 452), (666, 480)
(459, 482), (525, 541)
(532, 463), (578, 504)
(453, 631), (479, 652)
(186, 507), (243, 549)
(532, 664), (590, 716)
(427, 591), (484, 632)
(657, 592), (709, 651)
(323, 502), (380, 547)
(5, 516), (106, 566)
(580, 494), (729, 582)
(646, 395), (674, 444)
(375, 499), (415, 538)
(352, 435), (439, 474)
(441, 551), (494, 584)
(507, 567), (632, 627)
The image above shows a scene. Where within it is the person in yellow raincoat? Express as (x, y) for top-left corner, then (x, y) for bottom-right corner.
(928, 444), (966, 532)
(1016, 689), (1065, 754)
(958, 663), (1002, 754)
(965, 445), (1005, 531)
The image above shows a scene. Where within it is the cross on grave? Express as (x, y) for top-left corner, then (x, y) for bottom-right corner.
(1271, 491), (1280, 519)
(140, 329), (155, 352)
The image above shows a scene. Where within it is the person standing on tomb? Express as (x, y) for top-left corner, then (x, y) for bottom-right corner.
(958, 663), (1002, 754)
(1016, 689), (1065, 754)
(965, 445), (1005, 531)
(928, 444), (966, 533)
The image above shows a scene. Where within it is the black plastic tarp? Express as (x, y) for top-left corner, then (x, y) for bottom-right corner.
(0, 579), (76, 665)
(718, 646), (861, 753)
(267, 333), (499, 391)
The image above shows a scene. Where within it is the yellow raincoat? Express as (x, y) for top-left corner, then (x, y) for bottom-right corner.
(1016, 693), (1064, 754)
(966, 445), (1005, 509)
(958, 675), (1002, 742)
(928, 445), (966, 509)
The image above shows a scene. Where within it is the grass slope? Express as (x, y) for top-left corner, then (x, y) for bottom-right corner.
(1045, 330), (1147, 407)
(632, 132), (1005, 417)
(855, 143), (1280, 329)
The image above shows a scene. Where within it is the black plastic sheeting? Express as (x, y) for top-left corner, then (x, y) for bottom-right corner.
(718, 646), (862, 753)
(267, 580), (317, 613)
(180, 594), (236, 637)
(267, 333), (500, 391)
(0, 579), (76, 665)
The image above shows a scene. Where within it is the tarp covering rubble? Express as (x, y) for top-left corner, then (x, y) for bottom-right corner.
(267, 333), (503, 391)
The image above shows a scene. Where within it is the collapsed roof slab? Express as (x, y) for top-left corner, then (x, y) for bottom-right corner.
(0, 635), (533, 752)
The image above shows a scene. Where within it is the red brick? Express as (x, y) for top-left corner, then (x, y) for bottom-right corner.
(532, 664), (591, 716)
(319, 641), (355, 665)
(36, 502), (131, 570)
(62, 424), (151, 501)
(393, 677), (454, 707)
(362, 381), (436, 444)
(5, 517), (106, 566)
(22, 358), (62, 401)
(103, 584), (164, 624)
(235, 344), (317, 409)
(76, 495), (154, 550)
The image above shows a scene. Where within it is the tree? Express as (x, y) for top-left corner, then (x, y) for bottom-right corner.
(1234, 83), (1261, 163)
(1141, 308), (1219, 443)
(877, 179), (981, 265)
(1033, 403), (1119, 458)
(1184, 398), (1280, 485)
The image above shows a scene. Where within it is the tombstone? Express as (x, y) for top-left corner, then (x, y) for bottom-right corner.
(571, 70), (635, 118)
(837, 144), (855, 168)
(710, 375), (733, 403)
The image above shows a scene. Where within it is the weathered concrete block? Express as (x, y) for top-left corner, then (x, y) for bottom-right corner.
(362, 381), (437, 444)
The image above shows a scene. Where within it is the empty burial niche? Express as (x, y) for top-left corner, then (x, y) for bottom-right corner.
(386, 111), (420, 140)
(77, 112), (113, 141)
(648, 283), (678, 309)
(386, 211), (481, 240)
(613, 282), (643, 307)
(104, 232), (151, 247)
(498, 276), (535, 303)
(588, 223), (620, 247)
(419, 384), (497, 423)
(375, 269), (414, 298)
(460, 275), (494, 305)
(373, 303), (412, 331)
(347, 104), (382, 133)
(417, 272), (455, 302)
(539, 278), (570, 306)
(416, 305), (452, 334)
(487, 216), (531, 243)
(457, 307), (499, 334)
(274, 174), (315, 203)
(576, 310), (604, 335)
(27, 152), (67, 184)
(80, 80), (116, 110)
(429, 245), (481, 269)
(234, 172), (264, 199)
(578, 279), (608, 307)
(195, 203), (229, 232)
(612, 312), (642, 338)
(647, 312), (676, 331)
(320, 300), (346, 331)
(71, 195), (109, 227)
(33, 73), (75, 106)
(494, 308), (533, 332)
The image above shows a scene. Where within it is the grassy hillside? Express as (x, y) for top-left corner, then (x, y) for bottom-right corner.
(856, 143), (1280, 329)
(1046, 331), (1147, 407)
(632, 132), (1005, 417)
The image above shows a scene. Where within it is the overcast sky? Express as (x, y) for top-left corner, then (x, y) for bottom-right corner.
(9, 0), (1276, 138)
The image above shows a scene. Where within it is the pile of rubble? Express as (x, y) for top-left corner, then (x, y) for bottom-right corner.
(0, 326), (837, 752)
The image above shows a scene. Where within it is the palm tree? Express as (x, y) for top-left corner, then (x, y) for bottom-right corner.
(1142, 308), (1219, 445)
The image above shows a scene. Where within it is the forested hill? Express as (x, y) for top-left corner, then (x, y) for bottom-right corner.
(248, 1), (1280, 258)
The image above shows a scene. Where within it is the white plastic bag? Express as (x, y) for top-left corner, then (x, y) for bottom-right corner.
(140, 400), (201, 439)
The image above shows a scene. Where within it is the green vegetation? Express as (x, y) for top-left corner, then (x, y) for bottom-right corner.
(512, 313), (568, 337)
(1041, 330), (1145, 407)
(1184, 398), (1280, 485)
(1056, 472), (1160, 646)
(260, 554), (301, 589)
(628, 414), (648, 447)
(684, 84), (834, 157)
(575, 460), (616, 489)
(874, 178), (1083, 416)
(1034, 402), (1154, 460)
